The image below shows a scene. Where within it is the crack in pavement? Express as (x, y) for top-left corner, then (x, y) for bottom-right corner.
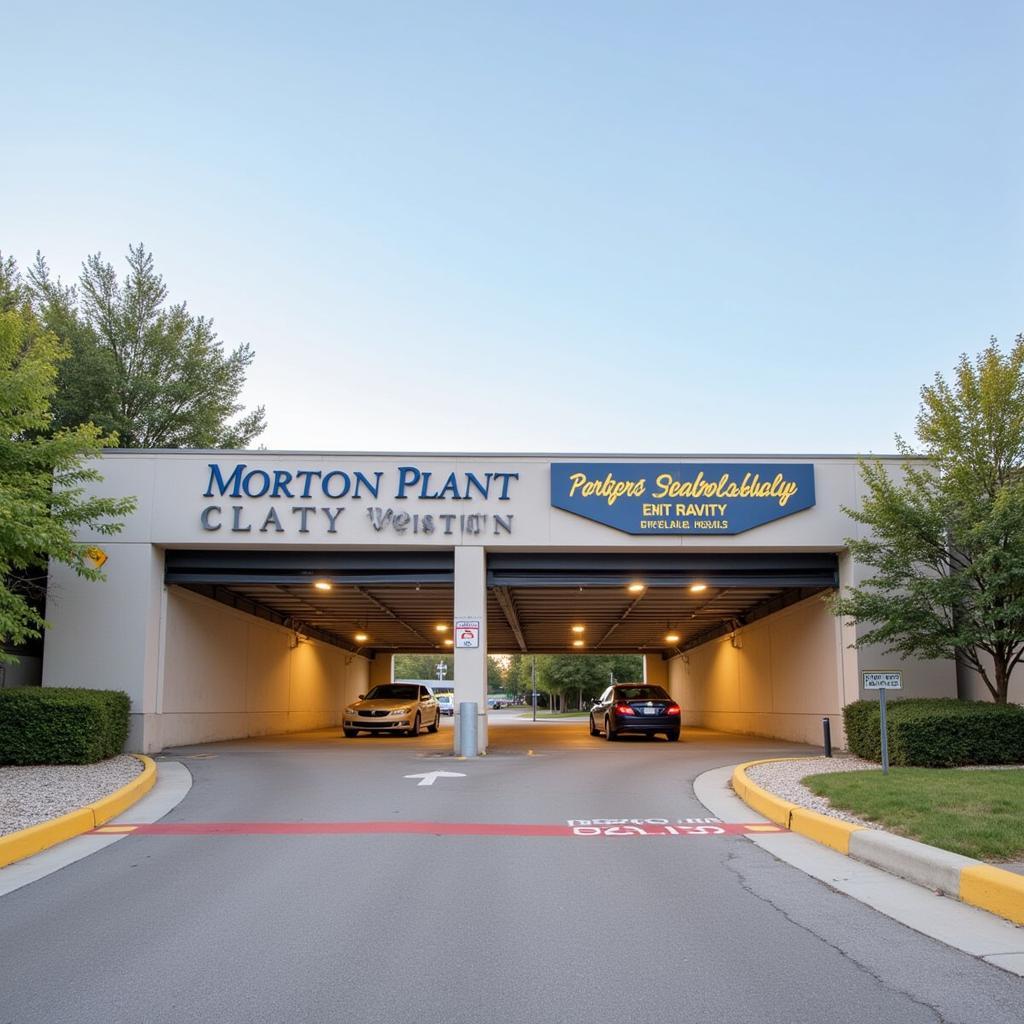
(720, 842), (1024, 1024)
(723, 847), (948, 1024)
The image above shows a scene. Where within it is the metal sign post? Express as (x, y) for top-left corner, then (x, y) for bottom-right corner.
(531, 656), (538, 722)
(862, 671), (902, 775)
(879, 688), (890, 775)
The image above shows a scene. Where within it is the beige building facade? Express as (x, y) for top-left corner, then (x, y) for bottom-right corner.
(43, 451), (962, 753)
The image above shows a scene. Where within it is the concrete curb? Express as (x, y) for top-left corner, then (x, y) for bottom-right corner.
(732, 759), (1024, 927)
(0, 755), (156, 870)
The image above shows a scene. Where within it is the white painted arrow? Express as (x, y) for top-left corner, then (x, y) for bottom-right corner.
(404, 771), (467, 787)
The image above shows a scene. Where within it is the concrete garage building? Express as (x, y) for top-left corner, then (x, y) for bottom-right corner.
(42, 452), (959, 753)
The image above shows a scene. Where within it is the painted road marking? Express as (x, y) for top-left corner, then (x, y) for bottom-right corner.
(93, 826), (139, 834)
(404, 771), (467, 787)
(87, 821), (783, 838)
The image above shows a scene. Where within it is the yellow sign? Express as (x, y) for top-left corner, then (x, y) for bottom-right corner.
(84, 547), (108, 570)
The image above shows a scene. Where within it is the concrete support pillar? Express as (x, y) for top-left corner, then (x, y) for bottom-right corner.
(453, 546), (488, 753)
(368, 653), (393, 688)
(643, 653), (669, 687)
(43, 544), (166, 752)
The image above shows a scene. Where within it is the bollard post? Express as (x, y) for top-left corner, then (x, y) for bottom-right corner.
(822, 717), (832, 758)
(459, 701), (478, 758)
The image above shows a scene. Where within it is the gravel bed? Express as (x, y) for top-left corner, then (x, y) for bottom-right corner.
(744, 756), (882, 828)
(0, 755), (143, 836)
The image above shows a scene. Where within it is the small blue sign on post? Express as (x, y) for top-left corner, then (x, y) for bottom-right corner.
(550, 462), (815, 536)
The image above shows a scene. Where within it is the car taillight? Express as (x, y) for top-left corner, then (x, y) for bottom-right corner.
(667, 704), (681, 715)
(614, 703), (636, 716)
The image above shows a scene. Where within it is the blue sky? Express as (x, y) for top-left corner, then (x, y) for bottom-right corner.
(3, 1), (1021, 453)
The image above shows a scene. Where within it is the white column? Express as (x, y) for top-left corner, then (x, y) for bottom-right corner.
(453, 546), (488, 753)
(643, 654), (669, 687)
(43, 543), (165, 752)
(834, 551), (863, 749)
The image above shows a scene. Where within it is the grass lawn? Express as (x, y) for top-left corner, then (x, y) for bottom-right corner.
(803, 768), (1024, 862)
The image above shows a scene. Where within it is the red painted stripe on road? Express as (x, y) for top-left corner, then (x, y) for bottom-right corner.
(93, 821), (781, 838)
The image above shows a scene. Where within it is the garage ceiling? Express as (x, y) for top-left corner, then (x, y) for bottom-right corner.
(168, 550), (837, 658)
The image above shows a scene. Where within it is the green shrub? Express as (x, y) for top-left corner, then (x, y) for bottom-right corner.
(843, 698), (1024, 767)
(0, 687), (131, 765)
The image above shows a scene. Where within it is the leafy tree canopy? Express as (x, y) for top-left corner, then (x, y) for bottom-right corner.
(0, 278), (136, 660)
(19, 244), (265, 448)
(834, 337), (1024, 703)
(394, 653), (454, 682)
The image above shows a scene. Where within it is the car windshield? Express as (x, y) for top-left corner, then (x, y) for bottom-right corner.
(615, 686), (670, 701)
(365, 685), (420, 701)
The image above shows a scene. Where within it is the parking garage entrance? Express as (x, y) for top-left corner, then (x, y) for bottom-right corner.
(43, 451), (959, 753)
(162, 549), (840, 752)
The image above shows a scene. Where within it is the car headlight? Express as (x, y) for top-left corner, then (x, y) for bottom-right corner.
(390, 707), (412, 716)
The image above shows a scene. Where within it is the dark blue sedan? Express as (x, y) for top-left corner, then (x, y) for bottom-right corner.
(589, 684), (681, 741)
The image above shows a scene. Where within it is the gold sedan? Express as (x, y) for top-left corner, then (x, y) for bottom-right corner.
(343, 684), (441, 737)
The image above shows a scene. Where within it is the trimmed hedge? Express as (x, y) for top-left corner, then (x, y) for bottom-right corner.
(0, 687), (131, 765)
(844, 698), (1024, 768)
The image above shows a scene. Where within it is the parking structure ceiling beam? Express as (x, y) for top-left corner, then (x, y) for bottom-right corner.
(351, 585), (437, 649)
(594, 590), (648, 650)
(493, 586), (528, 652)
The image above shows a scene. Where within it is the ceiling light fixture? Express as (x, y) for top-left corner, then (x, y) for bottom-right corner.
(354, 632), (368, 643)
(444, 638), (454, 646)
(572, 639), (585, 648)
(435, 623), (449, 632)
(313, 580), (332, 591)
(665, 633), (681, 644)
(689, 583), (707, 593)
(628, 582), (645, 593)
(571, 625), (585, 633)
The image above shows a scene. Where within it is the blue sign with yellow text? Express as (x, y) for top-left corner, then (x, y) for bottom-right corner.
(550, 462), (815, 535)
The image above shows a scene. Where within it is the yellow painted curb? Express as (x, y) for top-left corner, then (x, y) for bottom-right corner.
(790, 806), (863, 854)
(732, 759), (865, 852)
(732, 761), (796, 827)
(0, 807), (95, 870)
(959, 864), (1024, 927)
(0, 754), (156, 870)
(90, 755), (156, 825)
(732, 758), (1024, 927)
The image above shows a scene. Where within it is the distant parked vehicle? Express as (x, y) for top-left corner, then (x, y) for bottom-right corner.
(487, 697), (508, 709)
(436, 695), (455, 716)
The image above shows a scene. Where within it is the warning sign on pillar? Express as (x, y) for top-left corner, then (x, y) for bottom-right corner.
(455, 620), (481, 648)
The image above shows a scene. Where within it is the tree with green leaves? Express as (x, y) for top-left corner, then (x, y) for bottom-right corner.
(394, 653), (453, 682)
(537, 653), (643, 710)
(25, 244), (265, 448)
(0, 276), (136, 661)
(834, 337), (1024, 703)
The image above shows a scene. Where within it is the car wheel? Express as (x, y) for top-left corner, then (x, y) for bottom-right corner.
(407, 713), (421, 737)
(427, 710), (439, 733)
(343, 728), (358, 738)
(667, 729), (680, 742)
(604, 716), (616, 741)
(589, 715), (600, 737)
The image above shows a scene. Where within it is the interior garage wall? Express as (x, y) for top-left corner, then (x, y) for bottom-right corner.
(156, 587), (368, 749)
(666, 594), (843, 746)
